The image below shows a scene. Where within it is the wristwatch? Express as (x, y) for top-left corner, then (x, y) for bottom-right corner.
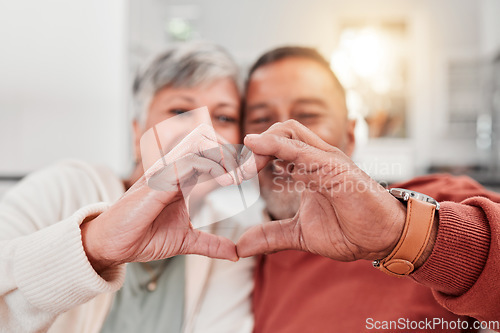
(373, 188), (439, 276)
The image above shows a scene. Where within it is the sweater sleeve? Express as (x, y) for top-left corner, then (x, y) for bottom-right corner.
(411, 196), (500, 322)
(0, 162), (125, 332)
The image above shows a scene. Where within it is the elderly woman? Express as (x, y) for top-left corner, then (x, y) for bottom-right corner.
(0, 42), (261, 333)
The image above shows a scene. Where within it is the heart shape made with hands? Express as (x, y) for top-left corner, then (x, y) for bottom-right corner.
(140, 107), (261, 229)
(132, 118), (404, 264)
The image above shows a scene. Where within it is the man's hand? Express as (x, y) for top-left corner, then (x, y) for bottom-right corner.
(237, 120), (407, 262)
(81, 124), (240, 273)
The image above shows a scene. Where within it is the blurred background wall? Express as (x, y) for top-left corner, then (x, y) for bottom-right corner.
(0, 0), (128, 195)
(1, 0), (500, 197)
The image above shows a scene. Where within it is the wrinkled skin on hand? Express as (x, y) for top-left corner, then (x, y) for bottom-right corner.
(237, 120), (406, 262)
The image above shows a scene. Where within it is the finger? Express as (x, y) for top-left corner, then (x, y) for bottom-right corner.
(239, 145), (252, 164)
(240, 133), (326, 179)
(199, 145), (241, 183)
(148, 153), (234, 191)
(259, 120), (335, 151)
(146, 129), (240, 190)
(237, 145), (258, 178)
(163, 123), (219, 164)
(165, 125), (241, 183)
(197, 125), (241, 168)
(215, 132), (239, 160)
(183, 153), (235, 186)
(238, 149), (271, 180)
(110, 176), (185, 225)
(144, 137), (220, 181)
(244, 133), (306, 162)
(196, 130), (238, 166)
(184, 230), (239, 261)
(236, 218), (302, 257)
(222, 144), (243, 184)
(214, 132), (243, 183)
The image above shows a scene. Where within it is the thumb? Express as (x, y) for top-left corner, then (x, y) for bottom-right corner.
(236, 218), (302, 257)
(184, 230), (239, 262)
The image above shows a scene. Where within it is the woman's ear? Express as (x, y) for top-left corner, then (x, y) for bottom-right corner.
(344, 119), (357, 157)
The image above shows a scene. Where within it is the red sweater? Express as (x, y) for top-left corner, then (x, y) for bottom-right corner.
(252, 174), (500, 332)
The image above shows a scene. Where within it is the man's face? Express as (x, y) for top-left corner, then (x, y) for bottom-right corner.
(244, 57), (355, 219)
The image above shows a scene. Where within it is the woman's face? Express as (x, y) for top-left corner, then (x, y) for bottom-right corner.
(140, 77), (241, 145)
(130, 76), (241, 199)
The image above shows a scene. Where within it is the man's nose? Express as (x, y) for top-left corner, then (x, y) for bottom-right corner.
(277, 110), (292, 123)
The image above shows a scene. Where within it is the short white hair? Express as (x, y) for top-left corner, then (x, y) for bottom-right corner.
(133, 41), (240, 126)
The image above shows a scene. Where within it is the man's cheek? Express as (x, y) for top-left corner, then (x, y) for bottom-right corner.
(316, 127), (344, 148)
(243, 122), (273, 135)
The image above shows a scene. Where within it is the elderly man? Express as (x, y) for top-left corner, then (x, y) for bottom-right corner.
(237, 47), (500, 332)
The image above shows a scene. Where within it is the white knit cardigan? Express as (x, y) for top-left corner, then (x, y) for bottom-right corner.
(0, 160), (259, 333)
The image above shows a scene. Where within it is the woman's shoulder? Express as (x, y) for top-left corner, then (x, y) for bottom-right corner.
(2, 160), (124, 218)
(0, 160), (124, 237)
(22, 159), (122, 197)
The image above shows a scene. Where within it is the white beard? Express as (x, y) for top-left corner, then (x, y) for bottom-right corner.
(259, 176), (301, 220)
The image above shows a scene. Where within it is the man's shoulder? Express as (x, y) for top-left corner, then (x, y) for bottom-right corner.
(392, 173), (495, 203)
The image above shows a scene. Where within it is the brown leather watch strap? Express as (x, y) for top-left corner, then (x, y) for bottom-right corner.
(378, 197), (436, 276)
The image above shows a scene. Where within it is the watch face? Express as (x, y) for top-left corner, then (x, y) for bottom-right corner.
(389, 188), (440, 210)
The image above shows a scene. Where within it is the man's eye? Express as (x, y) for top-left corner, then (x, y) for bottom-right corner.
(297, 112), (319, 119)
(215, 115), (237, 123)
(169, 109), (190, 116)
(250, 117), (271, 124)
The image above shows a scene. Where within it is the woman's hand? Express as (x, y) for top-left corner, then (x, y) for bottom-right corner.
(81, 124), (241, 273)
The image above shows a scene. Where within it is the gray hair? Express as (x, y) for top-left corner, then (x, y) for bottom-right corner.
(133, 41), (240, 126)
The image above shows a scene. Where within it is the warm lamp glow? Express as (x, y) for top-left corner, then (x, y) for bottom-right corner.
(331, 23), (408, 138)
(331, 27), (393, 92)
(351, 28), (386, 78)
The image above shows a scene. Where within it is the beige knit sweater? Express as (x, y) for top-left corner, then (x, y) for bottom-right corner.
(0, 160), (259, 333)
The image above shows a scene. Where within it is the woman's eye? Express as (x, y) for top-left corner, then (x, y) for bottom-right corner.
(169, 109), (190, 116)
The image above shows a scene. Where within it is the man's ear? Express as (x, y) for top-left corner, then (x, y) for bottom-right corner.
(132, 119), (143, 163)
(344, 119), (356, 157)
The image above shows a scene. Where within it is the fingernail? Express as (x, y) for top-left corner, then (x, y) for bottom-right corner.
(215, 174), (234, 187)
(240, 146), (251, 161)
(239, 161), (258, 180)
(274, 163), (285, 174)
(244, 134), (260, 142)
